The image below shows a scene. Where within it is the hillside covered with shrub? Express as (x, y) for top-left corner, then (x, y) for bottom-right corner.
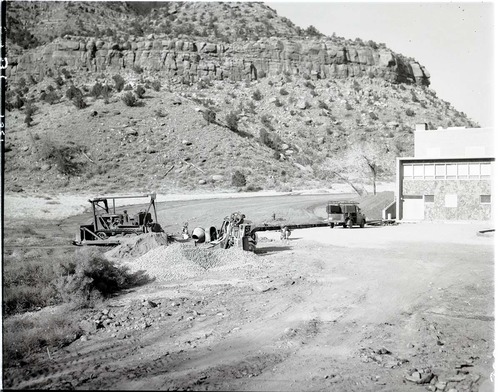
(4, 1), (479, 196)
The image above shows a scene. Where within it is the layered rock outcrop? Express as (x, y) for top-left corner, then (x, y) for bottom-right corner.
(8, 36), (430, 86)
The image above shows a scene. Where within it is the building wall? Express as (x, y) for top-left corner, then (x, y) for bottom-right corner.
(402, 179), (491, 220)
(414, 127), (494, 158)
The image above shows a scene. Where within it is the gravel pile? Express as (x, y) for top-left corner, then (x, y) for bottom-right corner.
(121, 243), (262, 282)
(105, 233), (170, 260)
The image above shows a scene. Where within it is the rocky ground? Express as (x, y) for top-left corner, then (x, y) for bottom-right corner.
(2, 193), (494, 391)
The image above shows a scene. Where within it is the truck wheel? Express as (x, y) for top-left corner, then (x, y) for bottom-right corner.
(330, 223), (334, 229)
(360, 220), (365, 228)
(343, 224), (347, 228)
(348, 219), (353, 229)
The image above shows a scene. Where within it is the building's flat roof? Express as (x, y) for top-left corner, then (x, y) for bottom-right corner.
(397, 157), (495, 162)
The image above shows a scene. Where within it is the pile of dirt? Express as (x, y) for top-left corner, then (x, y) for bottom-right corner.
(105, 232), (170, 260)
(121, 243), (262, 282)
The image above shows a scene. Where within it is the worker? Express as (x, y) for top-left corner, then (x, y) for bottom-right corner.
(122, 210), (129, 224)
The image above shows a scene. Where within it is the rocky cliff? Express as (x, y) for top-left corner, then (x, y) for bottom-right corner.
(8, 36), (430, 86)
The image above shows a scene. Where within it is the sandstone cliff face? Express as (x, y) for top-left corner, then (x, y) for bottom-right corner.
(8, 36), (430, 86)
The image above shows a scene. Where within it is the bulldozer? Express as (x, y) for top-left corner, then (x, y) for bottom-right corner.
(72, 193), (163, 246)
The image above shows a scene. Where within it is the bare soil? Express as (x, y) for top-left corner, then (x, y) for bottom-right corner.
(2, 194), (494, 391)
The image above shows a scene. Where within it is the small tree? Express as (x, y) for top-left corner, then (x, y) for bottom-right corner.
(252, 89), (263, 101)
(135, 85), (146, 98)
(231, 171), (246, 187)
(122, 92), (137, 107)
(90, 82), (103, 98)
(225, 111), (239, 132)
(73, 95), (87, 109)
(203, 109), (216, 125)
(66, 85), (82, 101)
(112, 75), (125, 92)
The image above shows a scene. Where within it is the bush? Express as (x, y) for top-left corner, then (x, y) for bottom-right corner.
(54, 248), (147, 306)
(405, 108), (416, 117)
(259, 128), (282, 150)
(279, 87), (289, 96)
(231, 171), (247, 187)
(65, 85), (82, 100)
(152, 80), (161, 91)
(124, 84), (133, 91)
(203, 109), (216, 124)
(252, 89), (263, 101)
(90, 82), (103, 98)
(369, 111), (379, 120)
(72, 95), (87, 109)
(135, 84), (146, 98)
(132, 65), (144, 74)
(260, 114), (273, 129)
(37, 139), (83, 175)
(304, 80), (315, 89)
(112, 74), (125, 92)
(42, 90), (60, 105)
(318, 100), (329, 110)
(345, 102), (353, 111)
(225, 111), (239, 132)
(122, 92), (137, 107)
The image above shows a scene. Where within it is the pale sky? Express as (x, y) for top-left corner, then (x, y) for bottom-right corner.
(266, 1), (495, 128)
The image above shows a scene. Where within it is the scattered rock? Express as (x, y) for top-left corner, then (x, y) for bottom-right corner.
(212, 174), (224, 182)
(199, 179), (207, 185)
(40, 164), (51, 171)
(182, 140), (192, 146)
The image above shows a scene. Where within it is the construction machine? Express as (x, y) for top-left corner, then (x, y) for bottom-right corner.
(72, 193), (163, 246)
(202, 212), (330, 252)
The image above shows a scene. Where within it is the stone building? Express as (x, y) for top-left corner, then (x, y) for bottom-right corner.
(395, 124), (494, 221)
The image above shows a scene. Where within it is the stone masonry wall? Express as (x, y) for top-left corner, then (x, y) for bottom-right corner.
(403, 179), (491, 220)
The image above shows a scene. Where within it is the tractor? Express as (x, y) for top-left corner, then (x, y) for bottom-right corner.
(72, 193), (163, 246)
(326, 201), (366, 228)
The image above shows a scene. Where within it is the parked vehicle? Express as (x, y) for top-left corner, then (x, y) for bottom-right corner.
(326, 201), (366, 228)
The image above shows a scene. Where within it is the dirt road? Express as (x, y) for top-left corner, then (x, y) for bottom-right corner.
(3, 195), (494, 391)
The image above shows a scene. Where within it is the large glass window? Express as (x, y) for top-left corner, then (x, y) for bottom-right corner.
(457, 163), (468, 179)
(446, 164), (457, 178)
(424, 164), (434, 178)
(435, 164), (446, 179)
(469, 163), (480, 179)
(403, 165), (413, 178)
(480, 163), (491, 177)
(413, 164), (424, 178)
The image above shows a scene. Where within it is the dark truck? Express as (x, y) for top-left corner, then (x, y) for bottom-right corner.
(326, 201), (366, 228)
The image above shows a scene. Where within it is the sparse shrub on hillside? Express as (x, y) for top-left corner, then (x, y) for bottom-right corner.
(252, 89), (263, 101)
(124, 84), (133, 91)
(303, 73), (311, 80)
(369, 112), (379, 120)
(247, 100), (256, 114)
(24, 112), (33, 127)
(135, 85), (146, 98)
(259, 128), (283, 151)
(273, 150), (281, 160)
(65, 85), (82, 101)
(411, 91), (419, 102)
(90, 82), (103, 98)
(279, 87), (289, 96)
(274, 99), (283, 107)
(73, 95), (87, 109)
(112, 74), (125, 92)
(231, 171), (247, 187)
(55, 75), (65, 86)
(152, 80), (161, 91)
(305, 25), (322, 37)
(304, 80), (315, 89)
(345, 102), (354, 111)
(310, 90), (318, 97)
(258, 70), (267, 79)
(405, 108), (416, 117)
(203, 109), (216, 124)
(260, 114), (273, 129)
(132, 65), (144, 74)
(41, 90), (60, 105)
(36, 139), (82, 176)
(318, 100), (329, 110)
(102, 84), (112, 102)
(122, 92), (137, 107)
(154, 109), (168, 118)
(225, 111), (239, 132)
